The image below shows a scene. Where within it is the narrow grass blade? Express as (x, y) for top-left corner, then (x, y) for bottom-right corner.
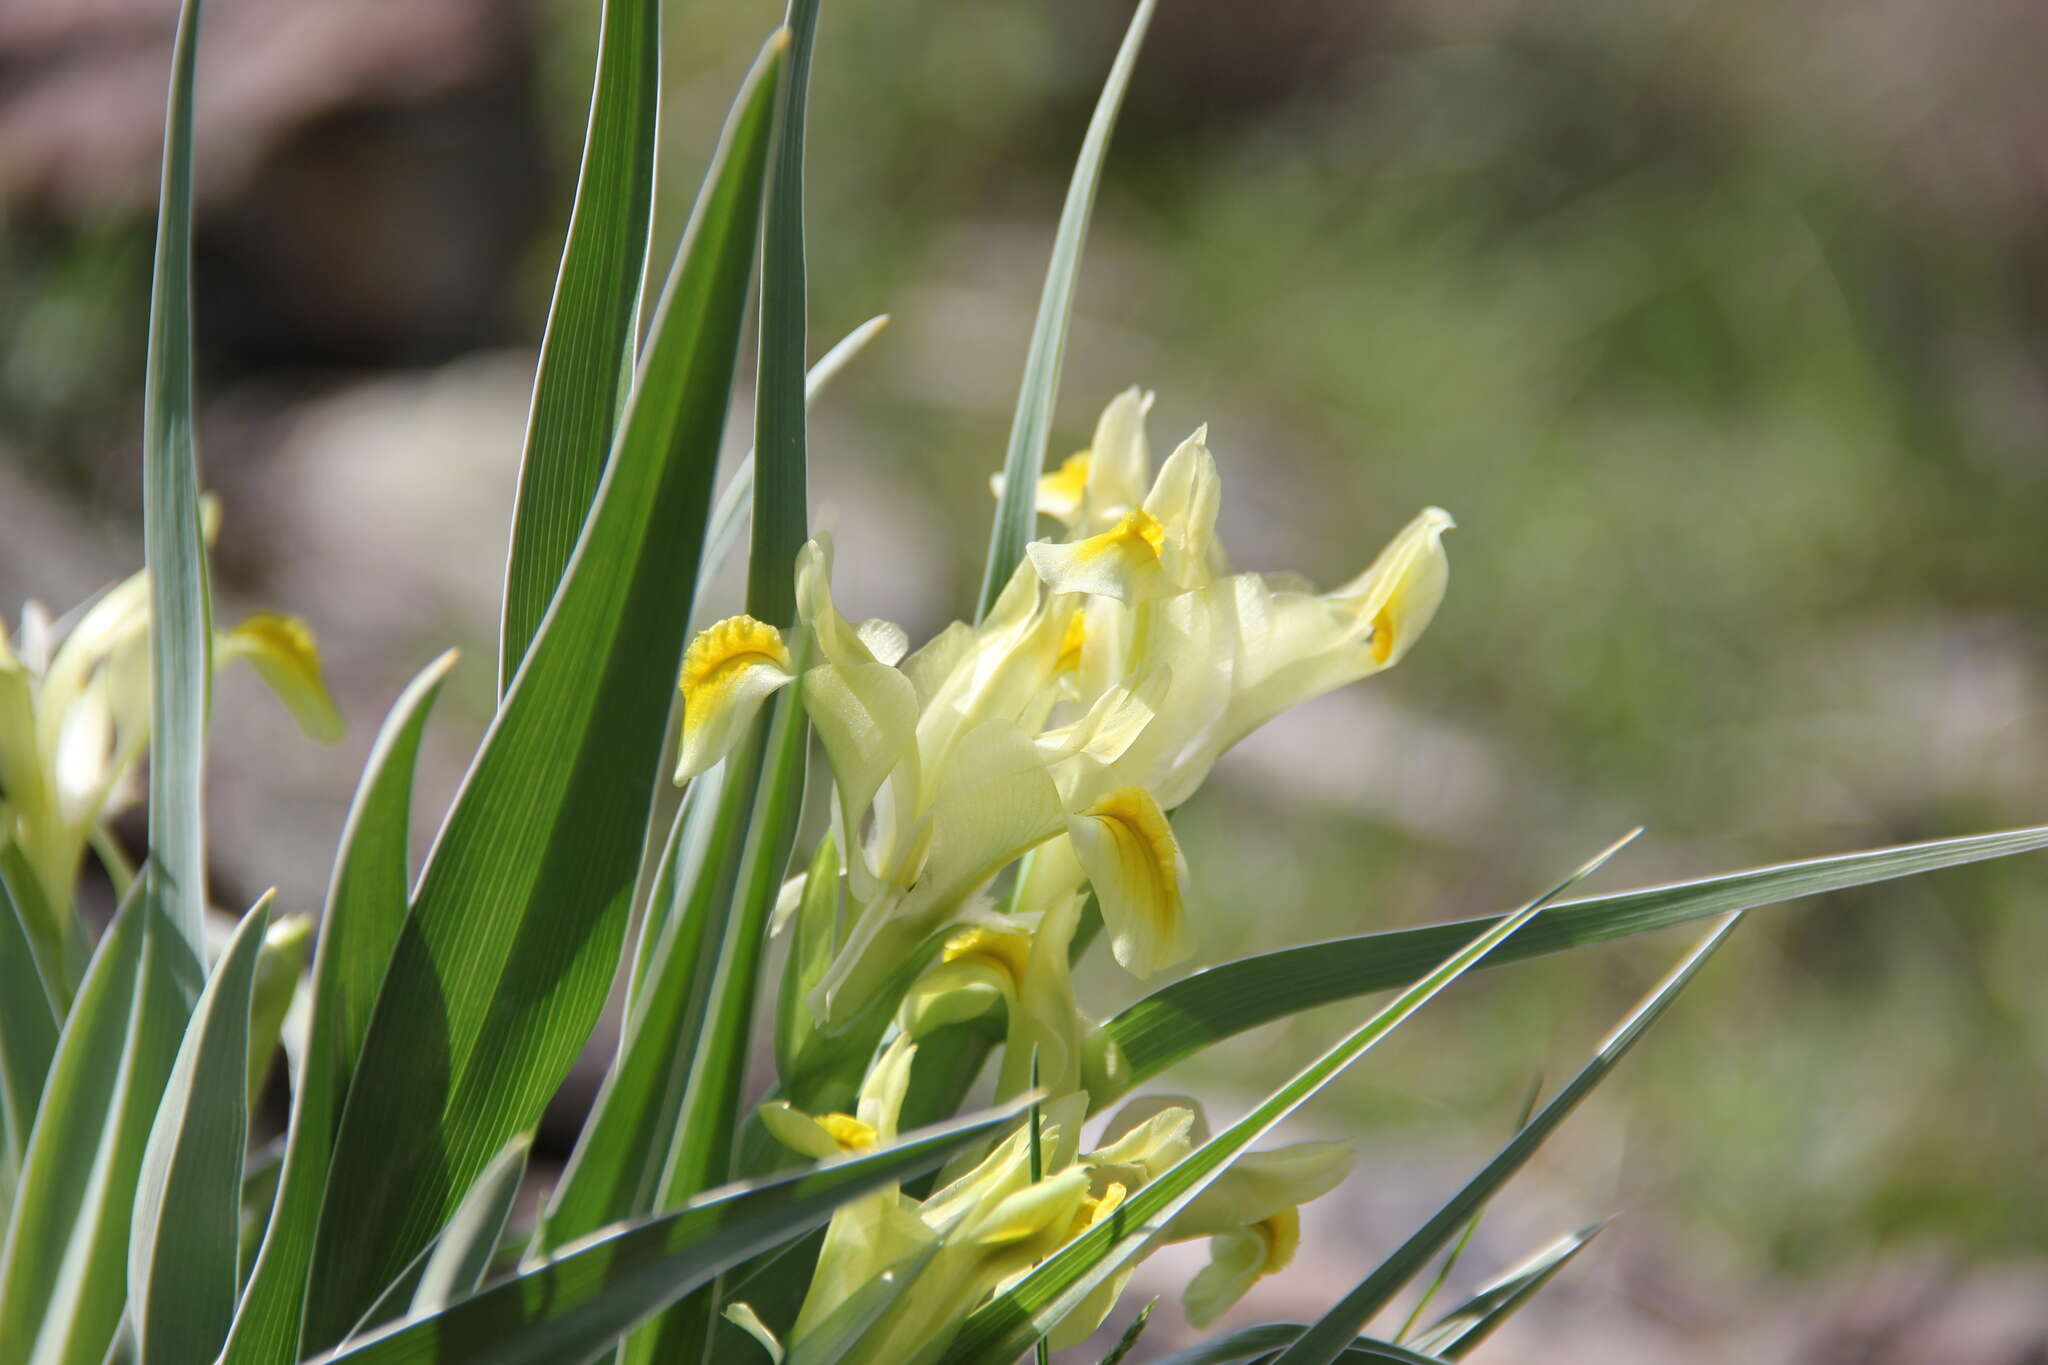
(411, 1134), (532, 1315)
(699, 314), (890, 614)
(1097, 1298), (1156, 1365)
(1150, 1326), (1445, 1365)
(0, 864), (59, 1224)
(308, 1104), (1028, 1365)
(142, 0), (212, 961)
(223, 652), (458, 1364)
(773, 834), (840, 1084)
(1404, 1223), (1604, 1360)
(931, 834), (1636, 1364)
(747, 0), (824, 626)
(977, 0), (1156, 619)
(499, 0), (661, 690)
(128, 895), (270, 1364)
(0, 886), (198, 1365)
(1267, 915), (1740, 1365)
(298, 40), (785, 1348)
(1393, 1077), (1542, 1344)
(1094, 824), (2048, 1100)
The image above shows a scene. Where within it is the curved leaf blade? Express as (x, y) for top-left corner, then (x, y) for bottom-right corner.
(222, 651), (458, 1365)
(1269, 916), (1740, 1365)
(411, 1134), (532, 1316)
(0, 864), (58, 1224)
(931, 836), (1634, 1364)
(129, 897), (271, 1364)
(1095, 824), (2048, 1098)
(499, 0), (662, 690)
(1405, 1223), (1604, 1360)
(299, 38), (785, 1348)
(1150, 1325), (1446, 1365)
(0, 888), (196, 1365)
(977, 0), (1156, 618)
(308, 1104), (1027, 1365)
(142, 0), (212, 961)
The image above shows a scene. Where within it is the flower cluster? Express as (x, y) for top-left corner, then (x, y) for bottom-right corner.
(0, 532), (339, 971)
(675, 389), (1452, 1350)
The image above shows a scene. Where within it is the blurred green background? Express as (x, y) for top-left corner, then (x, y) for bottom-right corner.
(3, 0), (2045, 1357)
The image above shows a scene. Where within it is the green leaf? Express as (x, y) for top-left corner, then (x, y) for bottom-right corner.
(307, 1104), (1029, 1365)
(976, 0), (1156, 619)
(1150, 1326), (1446, 1365)
(1267, 915), (1740, 1365)
(930, 834), (1635, 1364)
(1097, 1297), (1156, 1365)
(1094, 824), (2048, 1100)
(774, 833), (841, 1084)
(628, 667), (813, 1362)
(246, 912), (312, 1116)
(499, 0), (661, 690)
(1404, 1223), (1604, 1360)
(129, 895), (270, 1364)
(747, 0), (824, 627)
(0, 886), (198, 1365)
(411, 1134), (532, 1316)
(0, 861), (59, 1225)
(298, 38), (785, 1348)
(222, 652), (458, 1365)
(141, 0), (212, 962)
(536, 746), (757, 1255)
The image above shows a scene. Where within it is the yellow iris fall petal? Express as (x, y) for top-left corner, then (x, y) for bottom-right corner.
(1066, 785), (1193, 977)
(674, 614), (795, 782)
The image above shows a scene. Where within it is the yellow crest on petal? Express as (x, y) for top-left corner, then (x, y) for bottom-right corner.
(1039, 452), (1091, 522)
(941, 925), (1034, 986)
(675, 615), (796, 782)
(1067, 785), (1193, 978)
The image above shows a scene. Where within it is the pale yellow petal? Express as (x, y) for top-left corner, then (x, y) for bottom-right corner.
(1026, 508), (1171, 603)
(1066, 786), (1194, 978)
(674, 615), (795, 782)
(218, 612), (345, 743)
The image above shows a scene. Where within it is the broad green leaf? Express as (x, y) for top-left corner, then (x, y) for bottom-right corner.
(536, 744), (758, 1255)
(307, 1104), (1028, 1365)
(1267, 915), (1740, 1365)
(928, 835), (1635, 1364)
(141, 0), (212, 961)
(0, 886), (198, 1365)
(1150, 1326), (1445, 1365)
(746, 0), (824, 627)
(1404, 1224), (1603, 1360)
(1093, 824), (2048, 1100)
(699, 314), (889, 593)
(129, 896), (270, 1364)
(222, 652), (457, 1365)
(499, 0), (661, 690)
(298, 40), (784, 1348)
(411, 1134), (532, 1315)
(0, 862), (58, 1224)
(977, 0), (1156, 619)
